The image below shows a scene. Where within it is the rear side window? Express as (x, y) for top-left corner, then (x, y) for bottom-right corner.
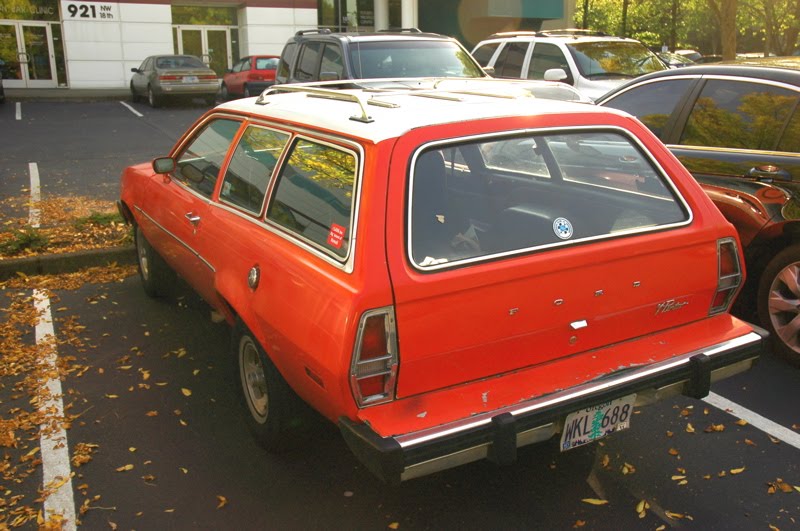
(681, 79), (800, 150)
(472, 42), (500, 66)
(295, 42), (322, 81)
(320, 44), (344, 79)
(602, 78), (693, 139)
(494, 42), (527, 78)
(220, 126), (290, 215)
(778, 108), (800, 152)
(276, 43), (297, 83)
(410, 131), (688, 269)
(267, 138), (358, 259)
(173, 119), (241, 198)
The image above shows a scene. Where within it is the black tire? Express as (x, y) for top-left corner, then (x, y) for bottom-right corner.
(147, 85), (161, 108)
(235, 322), (305, 451)
(135, 225), (170, 298)
(130, 81), (139, 103)
(757, 244), (800, 365)
(219, 83), (229, 101)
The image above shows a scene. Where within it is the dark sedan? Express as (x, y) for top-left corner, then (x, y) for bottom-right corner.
(597, 58), (800, 363)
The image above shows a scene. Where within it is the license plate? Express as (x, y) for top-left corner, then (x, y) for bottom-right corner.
(182, 76), (199, 83)
(560, 394), (635, 451)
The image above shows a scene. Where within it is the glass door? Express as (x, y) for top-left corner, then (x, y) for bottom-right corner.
(0, 22), (57, 88)
(175, 26), (231, 77)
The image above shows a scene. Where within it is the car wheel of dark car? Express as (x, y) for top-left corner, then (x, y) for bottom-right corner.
(219, 83), (229, 101)
(757, 244), (800, 365)
(235, 322), (303, 451)
(135, 225), (171, 297)
(147, 85), (161, 108)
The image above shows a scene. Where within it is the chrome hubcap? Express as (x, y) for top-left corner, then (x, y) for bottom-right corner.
(768, 262), (800, 354)
(240, 338), (268, 421)
(137, 237), (150, 280)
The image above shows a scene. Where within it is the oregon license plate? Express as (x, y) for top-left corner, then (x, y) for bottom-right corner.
(560, 394), (636, 451)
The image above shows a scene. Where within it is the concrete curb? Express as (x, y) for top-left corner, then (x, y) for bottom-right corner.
(0, 246), (137, 281)
(5, 88), (131, 102)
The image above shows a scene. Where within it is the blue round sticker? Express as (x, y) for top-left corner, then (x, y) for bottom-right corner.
(553, 217), (573, 240)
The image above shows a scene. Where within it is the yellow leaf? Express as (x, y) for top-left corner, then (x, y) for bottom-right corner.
(665, 511), (684, 519)
(730, 467), (745, 475)
(104, 394), (119, 399)
(181, 388), (192, 397)
(668, 448), (679, 456)
(180, 467), (188, 474)
(145, 411), (158, 417)
(179, 419), (187, 426)
(686, 423), (695, 433)
(601, 454), (610, 468)
(216, 496), (228, 509)
(735, 419), (748, 426)
(794, 486), (800, 493)
(115, 464), (134, 472)
(193, 369), (200, 376)
(678, 480), (688, 486)
(656, 527), (666, 531)
(129, 447), (136, 452)
(164, 509), (174, 513)
(635, 500), (647, 514)
(744, 439), (756, 447)
(582, 498), (608, 506)
(388, 523), (399, 530)
(671, 475), (686, 481)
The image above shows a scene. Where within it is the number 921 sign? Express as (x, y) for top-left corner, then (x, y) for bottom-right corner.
(62, 1), (118, 21)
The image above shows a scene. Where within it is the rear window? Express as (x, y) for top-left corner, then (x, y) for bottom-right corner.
(267, 138), (358, 260)
(409, 130), (689, 269)
(256, 57), (279, 70)
(349, 40), (484, 79)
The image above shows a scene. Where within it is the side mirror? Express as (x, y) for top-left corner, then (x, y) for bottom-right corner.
(483, 66), (495, 76)
(131, 67), (140, 73)
(544, 68), (568, 82)
(152, 157), (176, 174)
(319, 71), (340, 81)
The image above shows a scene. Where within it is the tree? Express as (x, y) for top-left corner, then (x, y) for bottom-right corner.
(708, 0), (738, 59)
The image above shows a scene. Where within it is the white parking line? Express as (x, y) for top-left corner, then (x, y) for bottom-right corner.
(16, 101), (21, 120)
(119, 100), (143, 117)
(704, 391), (800, 450)
(29, 162), (41, 228)
(34, 290), (78, 531)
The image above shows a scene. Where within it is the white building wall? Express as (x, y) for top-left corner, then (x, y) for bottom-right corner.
(61, 1), (172, 88)
(238, 7), (317, 57)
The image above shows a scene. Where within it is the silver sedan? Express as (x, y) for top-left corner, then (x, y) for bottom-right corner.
(130, 54), (218, 107)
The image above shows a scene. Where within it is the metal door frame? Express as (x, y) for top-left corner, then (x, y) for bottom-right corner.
(0, 21), (58, 88)
(173, 25), (233, 74)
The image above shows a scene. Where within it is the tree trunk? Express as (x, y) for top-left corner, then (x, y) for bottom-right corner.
(708, 0), (738, 60)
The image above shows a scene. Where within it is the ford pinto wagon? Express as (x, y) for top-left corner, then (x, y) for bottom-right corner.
(118, 80), (765, 483)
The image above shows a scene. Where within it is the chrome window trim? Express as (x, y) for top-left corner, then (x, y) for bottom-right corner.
(666, 143), (800, 158)
(406, 125), (694, 272)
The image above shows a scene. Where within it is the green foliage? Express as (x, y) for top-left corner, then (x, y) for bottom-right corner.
(0, 229), (49, 256)
(73, 211), (123, 230)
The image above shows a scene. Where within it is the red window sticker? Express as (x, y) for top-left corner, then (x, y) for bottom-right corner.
(327, 223), (346, 249)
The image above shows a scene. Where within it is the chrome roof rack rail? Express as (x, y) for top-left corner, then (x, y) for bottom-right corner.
(257, 85), (401, 123)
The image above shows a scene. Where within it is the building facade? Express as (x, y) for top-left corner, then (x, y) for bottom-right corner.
(0, 0), (566, 90)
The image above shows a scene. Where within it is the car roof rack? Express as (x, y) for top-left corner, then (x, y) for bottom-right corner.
(377, 27), (422, 33)
(295, 28), (332, 36)
(486, 28), (611, 39)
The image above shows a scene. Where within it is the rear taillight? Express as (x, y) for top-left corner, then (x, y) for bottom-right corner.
(350, 307), (398, 407)
(199, 75), (218, 80)
(159, 75), (180, 81)
(710, 238), (742, 314)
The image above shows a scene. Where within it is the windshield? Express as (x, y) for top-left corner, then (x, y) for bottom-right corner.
(567, 41), (666, 78)
(349, 41), (485, 79)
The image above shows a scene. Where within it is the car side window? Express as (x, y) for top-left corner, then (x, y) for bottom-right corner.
(494, 42), (527, 78)
(320, 44), (344, 80)
(267, 138), (358, 259)
(681, 79), (800, 150)
(527, 43), (571, 83)
(778, 108), (800, 152)
(173, 119), (242, 198)
(276, 43), (297, 83)
(141, 58), (152, 71)
(472, 42), (500, 67)
(220, 126), (290, 215)
(602, 79), (693, 140)
(295, 42), (323, 81)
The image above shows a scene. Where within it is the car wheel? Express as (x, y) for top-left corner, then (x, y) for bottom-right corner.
(757, 244), (800, 365)
(243, 84), (252, 97)
(135, 225), (170, 298)
(219, 83), (229, 101)
(147, 85), (161, 108)
(130, 81), (139, 103)
(235, 322), (302, 451)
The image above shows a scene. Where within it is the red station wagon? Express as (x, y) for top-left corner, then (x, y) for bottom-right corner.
(118, 80), (765, 483)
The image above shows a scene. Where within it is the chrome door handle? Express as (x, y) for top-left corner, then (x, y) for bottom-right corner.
(185, 213), (201, 226)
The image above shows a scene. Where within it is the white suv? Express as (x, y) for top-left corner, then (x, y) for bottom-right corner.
(472, 29), (666, 100)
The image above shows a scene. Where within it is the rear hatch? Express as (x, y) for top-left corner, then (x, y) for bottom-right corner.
(385, 123), (738, 399)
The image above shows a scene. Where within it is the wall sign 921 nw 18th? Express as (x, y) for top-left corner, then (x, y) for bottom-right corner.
(61, 1), (118, 20)
(560, 394), (636, 451)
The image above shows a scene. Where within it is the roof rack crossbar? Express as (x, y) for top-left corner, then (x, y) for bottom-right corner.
(295, 28), (332, 36)
(377, 27), (422, 33)
(258, 85), (379, 123)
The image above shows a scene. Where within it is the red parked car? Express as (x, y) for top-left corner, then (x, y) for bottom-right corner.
(220, 55), (279, 99)
(118, 79), (764, 483)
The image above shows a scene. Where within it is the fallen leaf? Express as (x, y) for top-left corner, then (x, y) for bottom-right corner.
(671, 475), (686, 481)
(216, 496), (228, 509)
(665, 511), (685, 519)
(181, 388), (192, 397)
(736, 419), (748, 426)
(180, 467), (188, 474)
(666, 431), (674, 438)
(582, 498), (608, 506)
(115, 464), (134, 472)
(621, 463), (635, 475)
(704, 423), (725, 433)
(164, 509), (174, 513)
(573, 521), (586, 528)
(104, 394), (119, 399)
(744, 439), (756, 447)
(601, 454), (610, 468)
(686, 423), (695, 434)
(730, 467), (745, 475)
(145, 411), (158, 417)
(668, 448), (679, 456)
